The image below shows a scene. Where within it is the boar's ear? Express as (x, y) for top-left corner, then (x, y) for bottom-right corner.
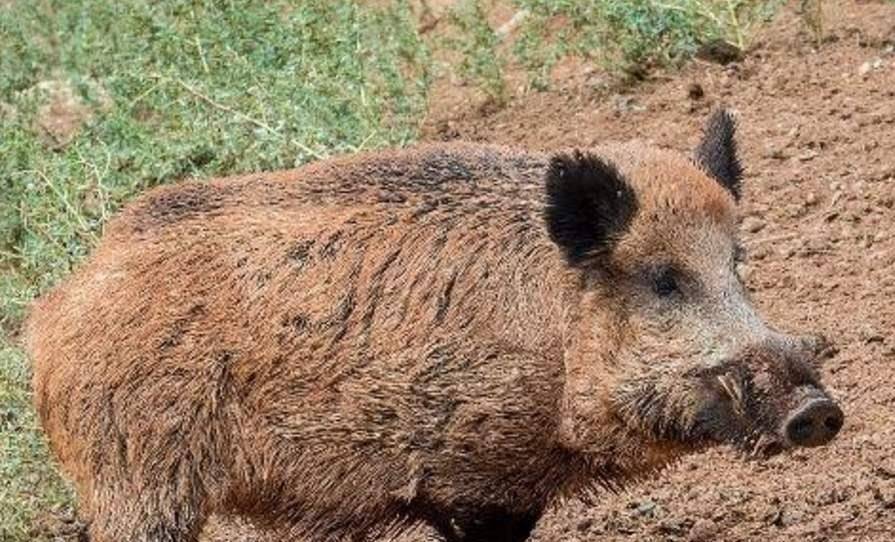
(695, 109), (743, 200)
(544, 151), (638, 264)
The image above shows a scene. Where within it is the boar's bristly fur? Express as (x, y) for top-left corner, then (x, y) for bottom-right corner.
(26, 110), (841, 542)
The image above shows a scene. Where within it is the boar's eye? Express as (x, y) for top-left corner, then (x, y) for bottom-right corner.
(652, 265), (681, 297)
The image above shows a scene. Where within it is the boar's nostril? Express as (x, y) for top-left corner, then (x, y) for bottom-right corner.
(787, 418), (813, 443)
(783, 398), (844, 448)
(824, 412), (843, 433)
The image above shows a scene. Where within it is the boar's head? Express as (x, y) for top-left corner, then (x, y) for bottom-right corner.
(544, 110), (842, 478)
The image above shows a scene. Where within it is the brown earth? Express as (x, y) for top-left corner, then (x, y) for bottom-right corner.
(416, 1), (895, 541)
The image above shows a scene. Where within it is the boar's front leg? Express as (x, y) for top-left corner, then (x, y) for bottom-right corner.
(432, 507), (539, 542)
(404, 340), (562, 541)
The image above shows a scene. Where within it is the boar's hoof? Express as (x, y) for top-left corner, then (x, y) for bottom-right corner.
(783, 398), (844, 447)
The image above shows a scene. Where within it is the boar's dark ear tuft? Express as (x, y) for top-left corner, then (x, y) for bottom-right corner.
(695, 108), (743, 200)
(544, 151), (638, 264)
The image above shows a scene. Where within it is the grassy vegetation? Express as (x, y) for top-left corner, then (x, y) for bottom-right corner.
(0, 0), (792, 539)
(445, 0), (509, 105)
(799, 0), (826, 46)
(424, 1), (786, 94)
(0, 0), (430, 327)
(0, 339), (73, 538)
(0, 1), (429, 538)
(515, 0), (784, 84)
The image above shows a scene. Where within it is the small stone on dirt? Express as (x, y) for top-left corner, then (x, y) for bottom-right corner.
(696, 39), (742, 65)
(635, 500), (657, 517)
(687, 82), (705, 100)
(797, 149), (819, 162)
(762, 143), (788, 160)
(612, 94), (645, 114)
(750, 245), (771, 261)
(743, 216), (766, 234)
(859, 58), (885, 76)
(657, 517), (691, 535)
(687, 518), (718, 541)
(436, 120), (460, 141)
(767, 506), (805, 528)
(576, 517), (594, 533)
(873, 486), (895, 509)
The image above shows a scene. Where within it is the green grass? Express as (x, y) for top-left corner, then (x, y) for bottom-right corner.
(514, 0), (784, 84)
(422, 1), (786, 95)
(0, 0), (430, 327)
(0, 0), (792, 539)
(445, 0), (508, 105)
(0, 339), (73, 538)
(0, 1), (429, 538)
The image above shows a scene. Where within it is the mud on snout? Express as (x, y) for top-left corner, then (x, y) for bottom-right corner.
(613, 334), (844, 458)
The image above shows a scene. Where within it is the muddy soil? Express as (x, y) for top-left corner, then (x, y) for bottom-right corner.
(417, 1), (895, 540)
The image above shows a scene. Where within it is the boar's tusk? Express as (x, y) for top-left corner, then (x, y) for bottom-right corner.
(750, 433), (783, 458)
(716, 374), (745, 415)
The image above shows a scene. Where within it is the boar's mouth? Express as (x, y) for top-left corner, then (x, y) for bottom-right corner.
(610, 366), (789, 460)
(702, 370), (789, 458)
(610, 342), (842, 461)
(699, 361), (843, 457)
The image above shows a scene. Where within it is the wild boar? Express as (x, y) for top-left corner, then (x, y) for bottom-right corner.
(25, 110), (843, 542)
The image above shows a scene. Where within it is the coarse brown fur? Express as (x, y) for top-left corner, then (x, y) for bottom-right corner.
(25, 112), (840, 542)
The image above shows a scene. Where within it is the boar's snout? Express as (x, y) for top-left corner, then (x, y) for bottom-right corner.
(779, 334), (844, 446)
(782, 395), (843, 448)
(700, 333), (844, 456)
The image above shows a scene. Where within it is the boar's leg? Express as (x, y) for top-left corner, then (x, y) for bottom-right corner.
(85, 483), (206, 542)
(432, 507), (540, 542)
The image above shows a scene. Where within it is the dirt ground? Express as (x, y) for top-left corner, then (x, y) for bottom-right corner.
(418, 1), (895, 541)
